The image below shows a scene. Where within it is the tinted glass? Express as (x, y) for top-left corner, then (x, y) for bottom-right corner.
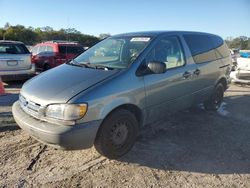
(210, 35), (230, 58)
(184, 34), (214, 56)
(59, 46), (84, 55)
(210, 35), (223, 48)
(0, 43), (30, 54)
(184, 34), (217, 63)
(147, 36), (185, 69)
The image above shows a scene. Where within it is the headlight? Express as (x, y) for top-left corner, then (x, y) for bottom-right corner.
(45, 103), (87, 121)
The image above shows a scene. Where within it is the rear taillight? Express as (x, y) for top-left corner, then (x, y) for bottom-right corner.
(55, 58), (67, 64)
(30, 54), (35, 64)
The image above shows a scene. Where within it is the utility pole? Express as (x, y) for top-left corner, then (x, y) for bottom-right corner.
(3, 22), (10, 40)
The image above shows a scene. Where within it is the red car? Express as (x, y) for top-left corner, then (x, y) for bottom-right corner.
(31, 41), (85, 71)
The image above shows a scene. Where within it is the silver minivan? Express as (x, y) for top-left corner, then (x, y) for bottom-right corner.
(0, 40), (35, 80)
(12, 31), (232, 158)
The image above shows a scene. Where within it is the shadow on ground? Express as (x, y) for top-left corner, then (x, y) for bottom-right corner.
(119, 95), (250, 174)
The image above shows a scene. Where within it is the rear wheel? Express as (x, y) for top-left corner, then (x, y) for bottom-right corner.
(204, 83), (224, 111)
(94, 109), (139, 159)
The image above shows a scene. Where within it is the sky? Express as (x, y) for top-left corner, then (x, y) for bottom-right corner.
(0, 0), (249, 38)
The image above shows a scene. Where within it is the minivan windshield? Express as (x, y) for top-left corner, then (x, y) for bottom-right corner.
(74, 36), (151, 69)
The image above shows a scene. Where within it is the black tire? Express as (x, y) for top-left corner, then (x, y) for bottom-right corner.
(204, 83), (224, 111)
(94, 109), (139, 159)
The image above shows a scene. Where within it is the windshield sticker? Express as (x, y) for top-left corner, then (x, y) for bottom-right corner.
(130, 37), (150, 42)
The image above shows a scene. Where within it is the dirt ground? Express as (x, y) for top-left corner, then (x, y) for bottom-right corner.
(0, 81), (250, 187)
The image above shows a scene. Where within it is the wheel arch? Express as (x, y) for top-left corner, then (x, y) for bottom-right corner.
(216, 76), (228, 91)
(100, 103), (144, 128)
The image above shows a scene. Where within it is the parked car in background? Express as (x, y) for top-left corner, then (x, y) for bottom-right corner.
(239, 50), (250, 58)
(230, 48), (240, 71)
(26, 45), (33, 52)
(31, 41), (85, 71)
(230, 55), (250, 84)
(0, 40), (35, 81)
(13, 31), (232, 159)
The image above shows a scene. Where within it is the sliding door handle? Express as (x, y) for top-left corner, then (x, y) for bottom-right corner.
(183, 71), (191, 79)
(193, 69), (200, 75)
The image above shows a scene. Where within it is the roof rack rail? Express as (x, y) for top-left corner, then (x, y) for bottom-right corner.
(0, 40), (24, 44)
(43, 40), (79, 44)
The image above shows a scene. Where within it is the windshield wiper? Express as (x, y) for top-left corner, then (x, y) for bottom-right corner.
(68, 60), (114, 70)
(67, 59), (83, 67)
(82, 63), (114, 70)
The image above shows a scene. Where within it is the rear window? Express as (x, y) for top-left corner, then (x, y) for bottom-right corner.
(59, 45), (84, 55)
(0, 43), (30, 54)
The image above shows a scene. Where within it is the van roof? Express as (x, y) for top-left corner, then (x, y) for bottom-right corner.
(113, 31), (220, 38)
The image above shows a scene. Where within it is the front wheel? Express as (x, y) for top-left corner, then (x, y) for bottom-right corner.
(94, 109), (139, 159)
(204, 83), (224, 111)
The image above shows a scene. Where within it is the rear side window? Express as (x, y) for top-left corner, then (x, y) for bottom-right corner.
(0, 43), (30, 54)
(210, 35), (230, 58)
(59, 45), (84, 55)
(46, 46), (54, 52)
(183, 34), (216, 64)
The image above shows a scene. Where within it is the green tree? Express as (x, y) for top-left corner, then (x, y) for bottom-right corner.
(225, 36), (250, 50)
(0, 23), (100, 46)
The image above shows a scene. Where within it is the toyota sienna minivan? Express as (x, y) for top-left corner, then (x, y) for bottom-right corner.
(12, 31), (232, 159)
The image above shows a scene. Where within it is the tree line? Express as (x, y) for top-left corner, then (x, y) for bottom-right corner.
(225, 36), (250, 50)
(0, 23), (103, 47)
(0, 23), (249, 50)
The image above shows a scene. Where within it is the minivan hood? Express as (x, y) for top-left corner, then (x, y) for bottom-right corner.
(21, 64), (119, 106)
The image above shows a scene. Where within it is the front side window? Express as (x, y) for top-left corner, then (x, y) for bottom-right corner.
(74, 36), (151, 69)
(147, 36), (185, 69)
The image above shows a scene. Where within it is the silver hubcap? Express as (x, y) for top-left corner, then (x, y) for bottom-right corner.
(111, 122), (129, 146)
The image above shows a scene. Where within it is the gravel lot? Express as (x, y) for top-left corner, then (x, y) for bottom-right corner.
(0, 81), (250, 187)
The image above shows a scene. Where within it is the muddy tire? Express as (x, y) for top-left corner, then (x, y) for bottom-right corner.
(204, 83), (224, 111)
(94, 109), (139, 159)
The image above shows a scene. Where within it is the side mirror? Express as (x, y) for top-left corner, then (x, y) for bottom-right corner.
(147, 61), (166, 74)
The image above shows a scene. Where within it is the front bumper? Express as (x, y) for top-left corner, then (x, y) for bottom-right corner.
(12, 101), (102, 150)
(230, 70), (250, 84)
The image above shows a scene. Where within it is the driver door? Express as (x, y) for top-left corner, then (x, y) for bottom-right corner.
(143, 35), (197, 124)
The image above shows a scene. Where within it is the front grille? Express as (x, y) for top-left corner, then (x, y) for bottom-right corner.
(19, 94), (41, 116)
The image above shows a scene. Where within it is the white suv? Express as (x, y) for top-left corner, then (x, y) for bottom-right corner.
(0, 40), (35, 81)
